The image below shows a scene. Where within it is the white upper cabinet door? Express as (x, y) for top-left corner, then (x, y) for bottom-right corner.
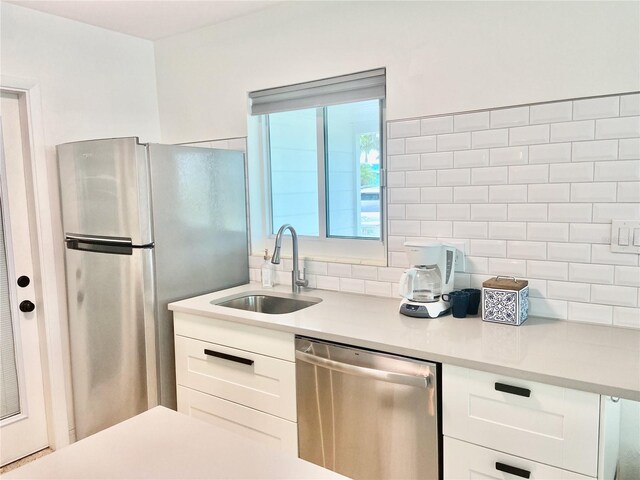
(443, 364), (600, 477)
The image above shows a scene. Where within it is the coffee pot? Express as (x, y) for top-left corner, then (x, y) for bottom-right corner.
(399, 266), (442, 302)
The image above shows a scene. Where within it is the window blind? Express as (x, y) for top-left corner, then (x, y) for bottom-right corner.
(249, 68), (385, 116)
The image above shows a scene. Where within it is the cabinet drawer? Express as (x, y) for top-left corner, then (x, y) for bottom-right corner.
(175, 335), (296, 421)
(174, 312), (295, 361)
(444, 437), (595, 480)
(177, 386), (298, 455)
(443, 365), (599, 477)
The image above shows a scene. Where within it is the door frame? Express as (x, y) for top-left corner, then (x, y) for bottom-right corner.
(1, 75), (69, 451)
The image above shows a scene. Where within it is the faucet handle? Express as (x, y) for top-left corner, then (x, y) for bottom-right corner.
(296, 268), (309, 288)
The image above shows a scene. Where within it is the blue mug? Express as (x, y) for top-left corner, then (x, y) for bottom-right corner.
(442, 291), (470, 318)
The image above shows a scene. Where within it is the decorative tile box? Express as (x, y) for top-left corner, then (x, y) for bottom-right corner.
(482, 276), (529, 326)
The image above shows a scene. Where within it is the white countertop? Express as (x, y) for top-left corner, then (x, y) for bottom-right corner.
(169, 283), (640, 401)
(4, 407), (348, 479)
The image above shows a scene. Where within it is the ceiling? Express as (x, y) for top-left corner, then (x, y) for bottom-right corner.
(7, 0), (280, 40)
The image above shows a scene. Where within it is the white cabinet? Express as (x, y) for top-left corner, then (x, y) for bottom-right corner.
(174, 312), (297, 454)
(443, 364), (600, 479)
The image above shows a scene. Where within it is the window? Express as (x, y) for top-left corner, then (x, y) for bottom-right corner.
(248, 69), (386, 262)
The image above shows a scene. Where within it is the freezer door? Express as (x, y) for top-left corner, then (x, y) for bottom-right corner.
(65, 245), (157, 440)
(148, 144), (249, 409)
(57, 138), (153, 245)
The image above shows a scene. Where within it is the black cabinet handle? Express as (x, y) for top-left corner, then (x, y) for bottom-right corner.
(496, 462), (531, 479)
(19, 300), (35, 312)
(495, 382), (531, 398)
(204, 349), (254, 366)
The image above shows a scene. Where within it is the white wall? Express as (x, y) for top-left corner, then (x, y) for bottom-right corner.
(1, 2), (161, 440)
(154, 1), (640, 143)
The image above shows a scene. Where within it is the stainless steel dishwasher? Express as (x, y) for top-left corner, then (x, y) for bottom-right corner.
(295, 337), (440, 480)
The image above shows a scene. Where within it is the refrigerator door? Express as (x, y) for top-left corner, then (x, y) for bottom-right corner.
(65, 243), (156, 440)
(147, 144), (249, 408)
(58, 138), (153, 246)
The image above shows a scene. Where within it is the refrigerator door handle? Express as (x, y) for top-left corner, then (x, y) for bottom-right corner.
(65, 233), (133, 246)
(65, 234), (153, 255)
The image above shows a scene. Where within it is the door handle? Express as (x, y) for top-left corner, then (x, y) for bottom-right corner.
(19, 300), (35, 312)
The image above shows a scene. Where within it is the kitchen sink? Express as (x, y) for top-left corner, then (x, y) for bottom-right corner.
(213, 292), (321, 314)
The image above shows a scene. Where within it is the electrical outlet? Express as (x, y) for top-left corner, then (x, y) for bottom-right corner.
(611, 220), (640, 254)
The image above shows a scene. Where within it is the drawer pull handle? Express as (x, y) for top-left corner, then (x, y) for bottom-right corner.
(495, 382), (531, 398)
(204, 349), (254, 366)
(495, 462), (531, 479)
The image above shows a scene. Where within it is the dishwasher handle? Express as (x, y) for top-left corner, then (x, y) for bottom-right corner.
(296, 349), (431, 388)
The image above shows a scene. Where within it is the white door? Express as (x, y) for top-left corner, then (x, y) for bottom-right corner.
(0, 91), (49, 466)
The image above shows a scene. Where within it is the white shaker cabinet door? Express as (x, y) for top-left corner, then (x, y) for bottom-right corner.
(444, 437), (595, 480)
(443, 365), (600, 477)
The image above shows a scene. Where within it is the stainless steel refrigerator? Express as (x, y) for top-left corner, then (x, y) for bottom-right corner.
(57, 137), (249, 439)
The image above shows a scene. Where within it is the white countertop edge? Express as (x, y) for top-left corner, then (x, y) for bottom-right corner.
(169, 283), (640, 402)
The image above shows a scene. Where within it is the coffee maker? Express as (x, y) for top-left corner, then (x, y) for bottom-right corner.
(399, 241), (457, 318)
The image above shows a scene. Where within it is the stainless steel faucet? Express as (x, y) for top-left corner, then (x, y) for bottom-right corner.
(271, 224), (308, 293)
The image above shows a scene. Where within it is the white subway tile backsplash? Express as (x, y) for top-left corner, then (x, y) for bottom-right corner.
(491, 106), (530, 128)
(437, 204), (470, 220)
(547, 281), (591, 302)
(454, 149), (489, 168)
(388, 154), (420, 171)
(620, 94), (640, 117)
(405, 135), (437, 154)
(388, 220), (421, 236)
(527, 260), (568, 280)
(453, 186), (489, 203)
(437, 132), (471, 151)
(387, 171), (405, 187)
(592, 203), (640, 223)
(527, 278), (548, 298)
(421, 116), (453, 135)
(510, 124), (549, 146)
(469, 239), (506, 257)
(549, 204), (592, 223)
(508, 204), (548, 221)
(489, 185), (528, 203)
(550, 120), (595, 142)
(507, 241), (547, 260)
(421, 152), (454, 170)
(437, 168), (471, 186)
(365, 280), (392, 297)
(405, 170), (437, 187)
(340, 277), (365, 294)
(388, 187), (421, 204)
(568, 302), (613, 325)
(528, 184), (571, 202)
(472, 129), (509, 148)
(594, 160), (640, 181)
(454, 111), (490, 132)
(570, 182), (617, 202)
(591, 284), (637, 307)
(421, 186), (453, 203)
(490, 146), (529, 166)
(615, 266), (640, 287)
(351, 265), (378, 280)
(569, 223), (610, 244)
(527, 222), (569, 241)
(387, 204), (406, 220)
(389, 252), (409, 267)
(406, 204), (437, 220)
(470, 204), (508, 221)
(569, 263), (614, 285)
(573, 96), (619, 120)
(571, 139), (618, 162)
(549, 163), (593, 183)
(465, 256), (489, 274)
(489, 258), (527, 277)
(530, 101), (572, 124)
(327, 262), (352, 277)
(421, 221), (453, 237)
(547, 242), (591, 263)
(591, 244), (639, 266)
(377, 267), (405, 283)
(619, 138), (640, 159)
(618, 182), (640, 202)
(387, 138), (405, 155)
(489, 222), (527, 240)
(454, 222), (489, 239)
(316, 275), (341, 291)
(389, 120), (421, 138)
(613, 307), (640, 328)
(508, 164), (549, 184)
(596, 116), (640, 139)
(387, 236), (406, 252)
(529, 298), (567, 319)
(529, 143), (571, 164)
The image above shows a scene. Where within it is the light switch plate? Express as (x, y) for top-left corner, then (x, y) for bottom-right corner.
(611, 220), (640, 254)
